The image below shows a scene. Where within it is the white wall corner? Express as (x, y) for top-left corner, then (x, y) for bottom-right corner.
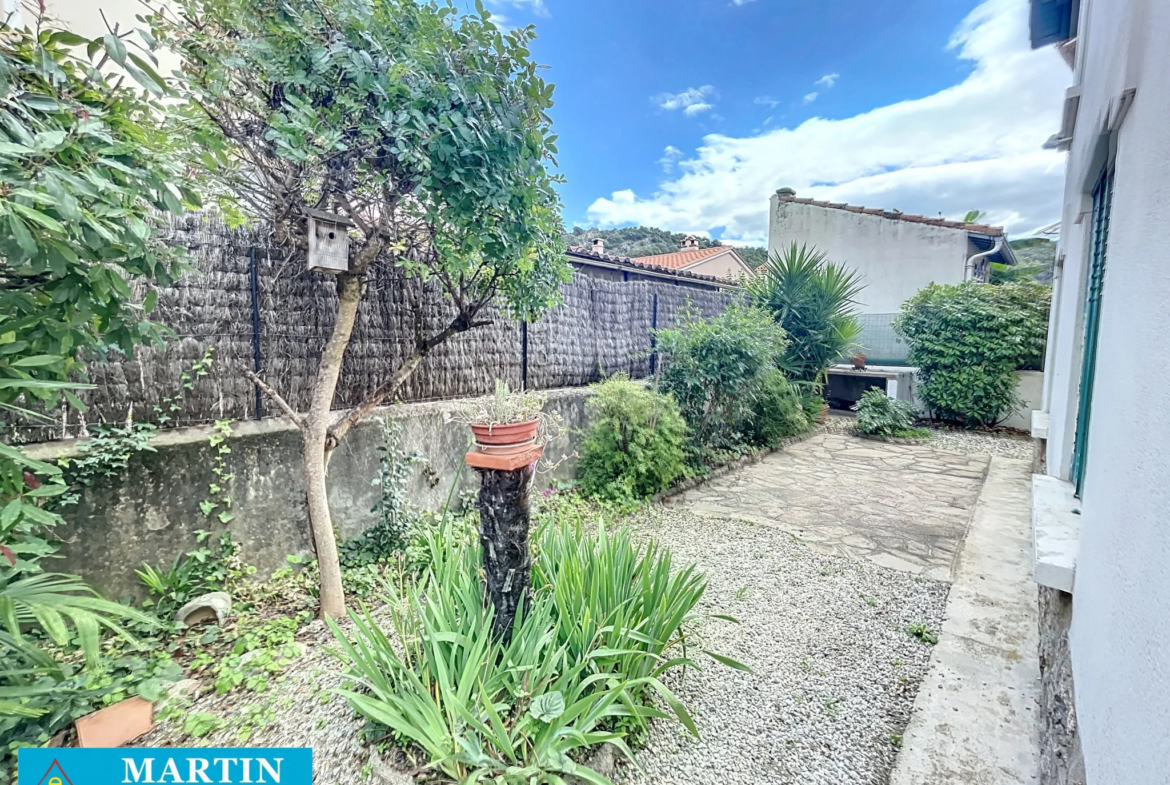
(1032, 410), (1050, 440)
(1032, 474), (1081, 593)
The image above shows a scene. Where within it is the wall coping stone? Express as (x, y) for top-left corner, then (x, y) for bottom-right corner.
(1032, 473), (1081, 593)
(22, 385), (595, 461)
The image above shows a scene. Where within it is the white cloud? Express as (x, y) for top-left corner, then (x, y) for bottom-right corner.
(486, 0), (548, 18)
(587, 0), (1069, 242)
(816, 73), (840, 88)
(803, 92), (819, 104)
(658, 145), (684, 172)
(754, 95), (781, 108)
(654, 85), (717, 116)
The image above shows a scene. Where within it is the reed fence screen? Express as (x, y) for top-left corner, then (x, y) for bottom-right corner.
(24, 215), (738, 441)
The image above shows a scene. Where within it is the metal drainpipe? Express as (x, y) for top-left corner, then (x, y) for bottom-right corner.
(965, 237), (1004, 283)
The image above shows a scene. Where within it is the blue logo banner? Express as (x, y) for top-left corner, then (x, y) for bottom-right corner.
(18, 748), (312, 784)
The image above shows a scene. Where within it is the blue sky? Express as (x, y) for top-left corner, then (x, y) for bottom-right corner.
(481, 0), (1070, 242)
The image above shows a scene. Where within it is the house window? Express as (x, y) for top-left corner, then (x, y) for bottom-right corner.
(1071, 166), (1113, 496)
(1030, 0), (1080, 48)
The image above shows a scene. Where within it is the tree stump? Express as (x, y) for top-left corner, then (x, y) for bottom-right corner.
(466, 446), (543, 640)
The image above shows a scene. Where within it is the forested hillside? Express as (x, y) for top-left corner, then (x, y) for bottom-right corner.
(565, 226), (769, 268)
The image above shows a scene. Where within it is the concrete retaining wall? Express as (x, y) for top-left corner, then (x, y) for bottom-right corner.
(25, 388), (591, 598)
(1002, 370), (1045, 431)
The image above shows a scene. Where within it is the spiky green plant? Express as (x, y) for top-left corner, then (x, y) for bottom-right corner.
(745, 243), (865, 387)
(330, 516), (747, 783)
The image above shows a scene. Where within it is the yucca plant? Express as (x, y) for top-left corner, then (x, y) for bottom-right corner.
(746, 242), (865, 388)
(330, 516), (738, 783)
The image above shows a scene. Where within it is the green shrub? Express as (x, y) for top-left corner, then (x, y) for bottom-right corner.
(893, 281), (1051, 427)
(657, 305), (787, 457)
(578, 376), (688, 502)
(852, 389), (918, 437)
(797, 385), (826, 424)
(329, 516), (743, 783)
(744, 243), (864, 385)
(741, 370), (809, 447)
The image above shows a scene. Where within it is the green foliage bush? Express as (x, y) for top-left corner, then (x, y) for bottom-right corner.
(658, 305), (788, 457)
(741, 370), (809, 447)
(578, 376), (687, 502)
(330, 515), (742, 783)
(894, 282), (1051, 427)
(852, 389), (918, 437)
(745, 243), (864, 385)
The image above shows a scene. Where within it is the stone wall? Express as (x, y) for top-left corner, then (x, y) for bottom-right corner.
(1038, 586), (1086, 785)
(25, 387), (592, 598)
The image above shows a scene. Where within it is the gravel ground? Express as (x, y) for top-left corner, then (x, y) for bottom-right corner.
(823, 412), (1033, 460)
(615, 506), (948, 785)
(144, 614), (375, 785)
(144, 505), (948, 785)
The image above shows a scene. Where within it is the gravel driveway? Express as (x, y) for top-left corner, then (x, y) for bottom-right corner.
(615, 507), (947, 785)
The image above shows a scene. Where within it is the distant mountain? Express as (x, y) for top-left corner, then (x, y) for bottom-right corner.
(565, 226), (770, 268)
(1009, 238), (1057, 283)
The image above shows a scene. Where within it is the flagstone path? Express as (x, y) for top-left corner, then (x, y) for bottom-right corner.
(666, 433), (990, 582)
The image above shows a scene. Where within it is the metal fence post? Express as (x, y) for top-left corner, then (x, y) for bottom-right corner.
(520, 320), (529, 391)
(649, 293), (659, 376)
(248, 247), (264, 420)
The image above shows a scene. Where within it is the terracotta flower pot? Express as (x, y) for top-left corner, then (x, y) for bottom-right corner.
(75, 696), (153, 748)
(470, 419), (540, 455)
(851, 353), (867, 369)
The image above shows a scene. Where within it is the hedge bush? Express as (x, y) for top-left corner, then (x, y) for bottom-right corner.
(852, 388), (918, 437)
(894, 281), (1050, 427)
(577, 375), (688, 502)
(741, 370), (809, 447)
(657, 305), (788, 456)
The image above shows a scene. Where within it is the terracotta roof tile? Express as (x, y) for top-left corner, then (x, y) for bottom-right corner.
(564, 248), (733, 286)
(777, 195), (1004, 236)
(630, 245), (731, 270)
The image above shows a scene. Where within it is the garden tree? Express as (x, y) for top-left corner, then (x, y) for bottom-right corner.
(0, 17), (191, 413)
(745, 242), (864, 386)
(147, 0), (569, 617)
(0, 17), (185, 756)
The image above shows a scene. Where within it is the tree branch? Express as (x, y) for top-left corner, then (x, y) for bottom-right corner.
(242, 368), (305, 431)
(324, 352), (424, 450)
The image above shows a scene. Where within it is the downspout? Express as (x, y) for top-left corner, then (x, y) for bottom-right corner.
(965, 237), (1004, 283)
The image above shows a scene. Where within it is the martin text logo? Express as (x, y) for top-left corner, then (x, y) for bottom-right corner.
(18, 748), (312, 785)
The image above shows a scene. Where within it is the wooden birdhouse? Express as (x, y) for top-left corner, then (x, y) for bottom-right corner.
(306, 209), (354, 274)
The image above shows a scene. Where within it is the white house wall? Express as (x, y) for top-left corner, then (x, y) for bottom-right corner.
(685, 251), (752, 282)
(1045, 0), (1170, 782)
(767, 196), (971, 314)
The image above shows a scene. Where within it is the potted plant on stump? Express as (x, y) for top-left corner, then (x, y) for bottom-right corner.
(455, 382), (562, 640)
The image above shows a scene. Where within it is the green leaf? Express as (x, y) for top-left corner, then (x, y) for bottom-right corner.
(102, 34), (128, 68)
(11, 202), (65, 235)
(49, 31), (89, 47)
(528, 690), (565, 723)
(703, 650), (753, 673)
(9, 355), (63, 368)
(143, 290), (159, 313)
(8, 214), (37, 256)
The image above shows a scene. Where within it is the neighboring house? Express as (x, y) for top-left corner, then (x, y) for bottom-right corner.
(631, 236), (755, 283)
(768, 189), (1016, 362)
(1029, 2), (1169, 785)
(566, 239), (734, 291)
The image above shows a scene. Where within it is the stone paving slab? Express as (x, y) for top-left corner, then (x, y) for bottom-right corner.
(890, 456), (1041, 785)
(667, 433), (990, 582)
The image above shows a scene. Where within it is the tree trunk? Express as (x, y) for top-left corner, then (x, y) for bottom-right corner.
(476, 465), (534, 640)
(304, 272), (363, 619)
